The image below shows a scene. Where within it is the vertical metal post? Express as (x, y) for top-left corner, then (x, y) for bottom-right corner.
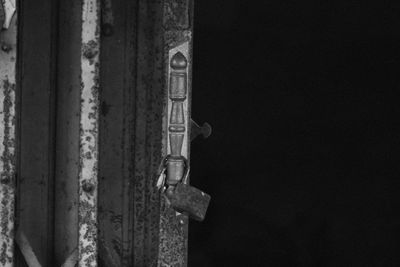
(159, 0), (193, 266)
(79, 0), (101, 266)
(0, 4), (17, 266)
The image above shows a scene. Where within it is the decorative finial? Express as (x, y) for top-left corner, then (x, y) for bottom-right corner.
(170, 52), (187, 69)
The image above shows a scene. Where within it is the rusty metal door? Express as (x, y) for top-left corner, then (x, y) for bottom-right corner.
(0, 0), (199, 266)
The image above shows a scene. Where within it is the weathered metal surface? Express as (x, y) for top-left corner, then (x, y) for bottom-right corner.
(97, 0), (138, 266)
(1, 1), (197, 266)
(163, 0), (190, 30)
(79, 0), (101, 266)
(158, 1), (193, 265)
(17, 0), (58, 265)
(0, 10), (16, 267)
(131, 1), (165, 266)
(101, 0), (114, 37)
(55, 0), (81, 266)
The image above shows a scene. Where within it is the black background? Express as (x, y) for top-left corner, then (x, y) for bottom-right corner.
(189, 1), (400, 266)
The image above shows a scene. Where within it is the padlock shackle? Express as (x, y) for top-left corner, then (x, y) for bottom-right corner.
(163, 154), (188, 186)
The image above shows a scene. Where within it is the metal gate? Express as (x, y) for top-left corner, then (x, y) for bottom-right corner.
(0, 0), (208, 266)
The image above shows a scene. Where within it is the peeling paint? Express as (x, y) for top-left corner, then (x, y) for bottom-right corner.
(0, 11), (16, 267)
(79, 0), (101, 266)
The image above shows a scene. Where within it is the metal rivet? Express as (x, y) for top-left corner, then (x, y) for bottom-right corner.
(82, 41), (98, 60)
(82, 181), (95, 193)
(1, 44), (11, 52)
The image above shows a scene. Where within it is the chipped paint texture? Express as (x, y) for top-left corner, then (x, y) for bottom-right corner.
(79, 0), (100, 266)
(0, 12), (16, 267)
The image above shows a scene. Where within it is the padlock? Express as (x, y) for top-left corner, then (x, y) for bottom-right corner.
(156, 156), (211, 221)
(165, 166), (210, 221)
(166, 183), (211, 222)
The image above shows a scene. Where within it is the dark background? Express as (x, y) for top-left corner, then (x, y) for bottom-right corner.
(189, 1), (400, 266)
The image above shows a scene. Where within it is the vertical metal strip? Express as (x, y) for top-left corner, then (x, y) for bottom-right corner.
(79, 0), (100, 266)
(159, 0), (193, 266)
(55, 0), (82, 264)
(0, 8), (17, 267)
(132, 1), (164, 265)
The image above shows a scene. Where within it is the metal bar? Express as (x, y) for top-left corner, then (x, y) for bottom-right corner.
(15, 231), (42, 267)
(17, 0), (58, 265)
(97, 0), (138, 265)
(60, 249), (77, 267)
(0, 6), (17, 267)
(54, 0), (82, 265)
(132, 1), (165, 266)
(158, 0), (193, 266)
(78, 0), (101, 266)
